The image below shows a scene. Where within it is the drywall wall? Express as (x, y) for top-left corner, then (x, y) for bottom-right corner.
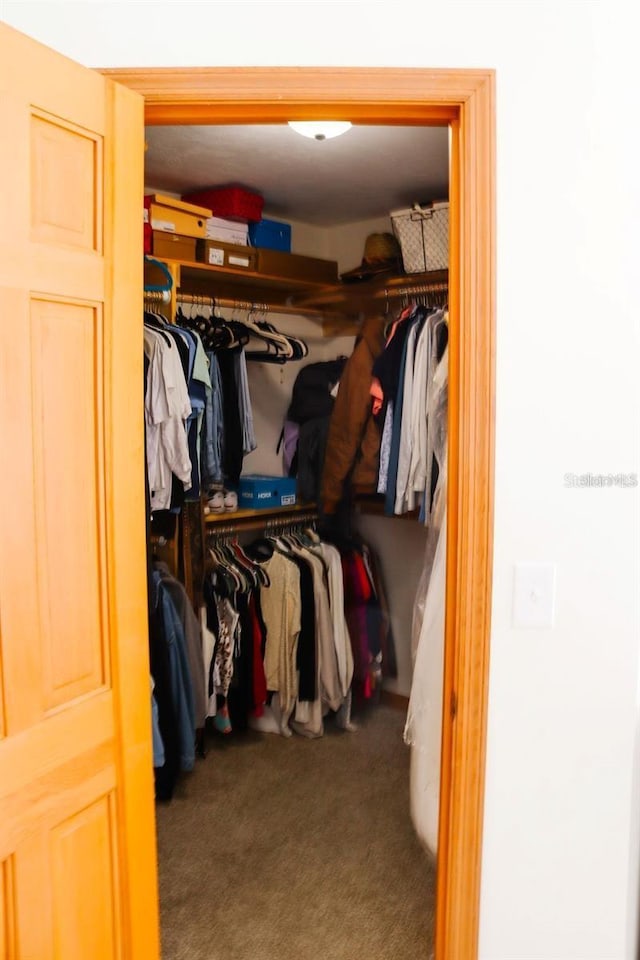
(240, 312), (354, 478)
(325, 214), (396, 275)
(3, 3), (638, 958)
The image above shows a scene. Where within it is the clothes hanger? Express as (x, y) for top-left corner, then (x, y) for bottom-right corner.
(229, 539), (271, 588)
(236, 306), (301, 363)
(252, 305), (309, 360)
(213, 536), (253, 592)
(303, 525), (321, 544)
(143, 312), (174, 346)
(209, 542), (246, 595)
(243, 320), (293, 362)
(144, 256), (174, 293)
(223, 540), (259, 590)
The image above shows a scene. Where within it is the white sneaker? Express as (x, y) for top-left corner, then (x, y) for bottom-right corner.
(204, 491), (225, 514)
(223, 490), (238, 512)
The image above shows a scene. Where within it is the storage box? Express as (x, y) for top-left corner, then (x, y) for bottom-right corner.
(152, 231), (196, 261)
(144, 194), (211, 238)
(182, 186), (264, 223)
(249, 218), (292, 252)
(206, 216), (249, 245)
(197, 239), (257, 270)
(143, 206), (152, 254)
(390, 202), (449, 273)
(238, 475), (297, 510)
(256, 248), (338, 284)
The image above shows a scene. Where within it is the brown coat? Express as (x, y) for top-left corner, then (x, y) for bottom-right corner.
(321, 315), (386, 513)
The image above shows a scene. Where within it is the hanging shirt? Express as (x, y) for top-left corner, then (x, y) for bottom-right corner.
(318, 541), (354, 700)
(403, 308), (444, 512)
(383, 325), (412, 516)
(150, 677), (165, 768)
(153, 571), (196, 772)
(199, 605), (217, 718)
(202, 351), (224, 490)
(260, 551), (301, 734)
(155, 561), (207, 729)
(185, 330), (212, 498)
(377, 400), (394, 494)
(144, 325), (192, 511)
(394, 312), (423, 513)
(217, 348), (244, 487)
(294, 546), (336, 720)
(234, 348), (257, 456)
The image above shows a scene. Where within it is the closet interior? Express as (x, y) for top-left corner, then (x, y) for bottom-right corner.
(143, 120), (450, 959)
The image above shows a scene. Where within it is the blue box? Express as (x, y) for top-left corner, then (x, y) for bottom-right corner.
(248, 218), (292, 252)
(238, 474), (297, 510)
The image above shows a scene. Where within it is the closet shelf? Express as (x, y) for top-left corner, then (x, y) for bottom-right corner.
(291, 269), (449, 311)
(205, 502), (317, 528)
(150, 257), (338, 320)
(176, 259), (330, 294)
(145, 256), (448, 324)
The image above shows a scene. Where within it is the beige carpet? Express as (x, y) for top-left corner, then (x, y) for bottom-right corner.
(156, 704), (436, 960)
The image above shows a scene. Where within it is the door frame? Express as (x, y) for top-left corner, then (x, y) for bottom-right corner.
(104, 66), (495, 960)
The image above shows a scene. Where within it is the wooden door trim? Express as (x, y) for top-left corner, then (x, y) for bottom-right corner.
(104, 66), (496, 960)
(104, 76), (161, 958)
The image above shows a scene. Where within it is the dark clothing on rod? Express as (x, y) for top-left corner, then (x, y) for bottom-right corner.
(227, 592), (254, 732)
(217, 348), (244, 487)
(288, 554), (317, 702)
(149, 600), (181, 802)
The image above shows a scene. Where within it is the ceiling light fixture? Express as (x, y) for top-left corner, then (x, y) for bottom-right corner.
(288, 121), (352, 142)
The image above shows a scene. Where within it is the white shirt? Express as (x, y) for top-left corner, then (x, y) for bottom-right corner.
(394, 315), (420, 514)
(144, 326), (192, 511)
(319, 542), (354, 699)
(406, 311), (442, 510)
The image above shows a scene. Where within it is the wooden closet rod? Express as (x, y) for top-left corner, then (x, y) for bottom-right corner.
(382, 281), (448, 299)
(176, 291), (325, 320)
(206, 509), (318, 538)
(144, 289), (171, 303)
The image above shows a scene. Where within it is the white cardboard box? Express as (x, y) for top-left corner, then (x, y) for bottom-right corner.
(205, 216), (248, 245)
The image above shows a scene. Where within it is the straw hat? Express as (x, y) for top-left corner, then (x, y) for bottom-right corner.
(340, 232), (403, 283)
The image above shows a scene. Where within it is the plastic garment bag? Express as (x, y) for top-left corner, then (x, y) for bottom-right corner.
(404, 513), (447, 857)
(404, 340), (448, 856)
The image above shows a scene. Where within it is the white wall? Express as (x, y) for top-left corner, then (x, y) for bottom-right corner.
(4, 3), (639, 959)
(325, 215), (394, 275)
(276, 217), (330, 261)
(240, 312), (354, 477)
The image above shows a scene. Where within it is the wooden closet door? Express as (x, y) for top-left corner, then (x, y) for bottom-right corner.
(0, 23), (159, 960)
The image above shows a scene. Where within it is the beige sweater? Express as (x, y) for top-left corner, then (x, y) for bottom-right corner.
(260, 551), (301, 727)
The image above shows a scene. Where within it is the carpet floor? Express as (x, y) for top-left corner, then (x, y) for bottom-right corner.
(156, 704), (436, 960)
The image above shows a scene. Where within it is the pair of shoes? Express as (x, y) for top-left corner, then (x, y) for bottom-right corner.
(205, 491), (225, 514)
(203, 490), (238, 514)
(223, 489), (238, 512)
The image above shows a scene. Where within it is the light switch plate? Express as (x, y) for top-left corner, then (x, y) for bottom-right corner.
(512, 563), (556, 628)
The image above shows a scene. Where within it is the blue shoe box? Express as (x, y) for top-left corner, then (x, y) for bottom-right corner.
(238, 474), (297, 509)
(248, 218), (292, 252)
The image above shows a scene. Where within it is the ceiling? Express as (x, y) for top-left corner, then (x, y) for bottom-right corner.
(144, 124), (449, 228)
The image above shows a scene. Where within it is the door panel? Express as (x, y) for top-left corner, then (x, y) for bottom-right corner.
(30, 111), (103, 252)
(51, 794), (119, 960)
(0, 22), (159, 959)
(30, 297), (107, 711)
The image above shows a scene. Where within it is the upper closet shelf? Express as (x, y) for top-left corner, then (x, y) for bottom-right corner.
(291, 269), (449, 311)
(144, 256), (448, 325)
